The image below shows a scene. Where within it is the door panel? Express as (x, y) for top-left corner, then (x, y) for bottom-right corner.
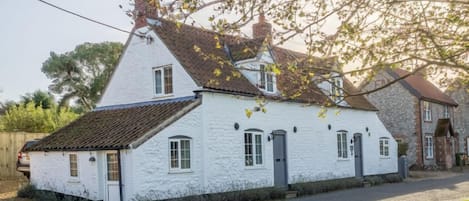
(354, 133), (363, 177)
(273, 130), (287, 188)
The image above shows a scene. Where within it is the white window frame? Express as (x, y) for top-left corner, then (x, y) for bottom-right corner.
(330, 77), (344, 103)
(423, 101), (432, 121)
(379, 137), (390, 157)
(69, 153), (78, 178)
(258, 64), (276, 93)
(443, 105), (449, 118)
(169, 136), (192, 172)
(337, 131), (348, 159)
(425, 135), (434, 159)
(244, 131), (264, 167)
(153, 65), (173, 96)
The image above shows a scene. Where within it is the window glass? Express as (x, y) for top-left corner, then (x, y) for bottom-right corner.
(106, 153), (119, 181)
(164, 67), (173, 94)
(425, 136), (434, 159)
(337, 131), (348, 159)
(69, 154), (78, 177)
(379, 138), (389, 157)
(245, 132), (263, 166)
(154, 65), (173, 96)
(169, 137), (191, 171)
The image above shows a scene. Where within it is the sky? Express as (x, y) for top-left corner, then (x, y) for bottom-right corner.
(0, 0), (133, 102)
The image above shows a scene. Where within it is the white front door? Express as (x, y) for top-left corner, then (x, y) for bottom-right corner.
(105, 152), (120, 201)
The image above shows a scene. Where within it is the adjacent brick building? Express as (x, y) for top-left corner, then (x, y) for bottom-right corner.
(362, 69), (458, 169)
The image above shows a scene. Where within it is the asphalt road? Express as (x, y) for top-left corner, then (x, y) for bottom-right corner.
(291, 172), (469, 201)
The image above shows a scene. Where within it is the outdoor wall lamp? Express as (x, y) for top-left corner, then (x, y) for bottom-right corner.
(89, 156), (96, 162)
(328, 124), (332, 130)
(234, 123), (240, 130)
(267, 132), (275, 142)
(293, 126), (297, 133)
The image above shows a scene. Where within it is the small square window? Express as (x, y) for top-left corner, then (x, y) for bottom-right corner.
(169, 137), (192, 171)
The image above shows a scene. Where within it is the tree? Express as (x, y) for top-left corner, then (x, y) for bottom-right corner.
(20, 90), (55, 109)
(42, 42), (123, 111)
(0, 102), (79, 133)
(135, 0), (468, 97)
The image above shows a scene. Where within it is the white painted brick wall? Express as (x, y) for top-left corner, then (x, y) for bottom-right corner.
(98, 29), (199, 107)
(30, 151), (100, 200)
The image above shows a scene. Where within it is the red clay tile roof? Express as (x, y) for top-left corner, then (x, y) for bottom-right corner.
(388, 69), (458, 106)
(28, 97), (201, 151)
(152, 19), (376, 110)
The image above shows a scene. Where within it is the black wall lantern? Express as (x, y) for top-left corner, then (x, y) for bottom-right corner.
(328, 124), (332, 130)
(366, 127), (369, 132)
(89, 156), (96, 162)
(234, 123), (240, 130)
(293, 126), (297, 133)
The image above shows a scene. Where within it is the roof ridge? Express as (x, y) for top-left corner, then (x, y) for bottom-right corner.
(94, 96), (196, 111)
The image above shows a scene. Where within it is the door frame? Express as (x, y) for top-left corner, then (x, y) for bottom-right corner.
(353, 133), (363, 177)
(272, 129), (288, 188)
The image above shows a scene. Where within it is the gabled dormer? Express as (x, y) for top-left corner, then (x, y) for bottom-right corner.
(232, 51), (277, 94)
(317, 72), (348, 106)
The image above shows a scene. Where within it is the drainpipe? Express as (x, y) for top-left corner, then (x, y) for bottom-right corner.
(117, 149), (124, 201)
(418, 100), (425, 168)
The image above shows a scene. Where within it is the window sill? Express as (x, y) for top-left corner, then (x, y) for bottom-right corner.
(244, 166), (265, 170)
(67, 178), (80, 183)
(337, 158), (350, 161)
(168, 170), (193, 174)
(380, 156), (391, 159)
(153, 94), (174, 99)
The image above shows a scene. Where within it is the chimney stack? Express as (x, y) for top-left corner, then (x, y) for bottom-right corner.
(252, 12), (272, 42)
(133, 0), (159, 29)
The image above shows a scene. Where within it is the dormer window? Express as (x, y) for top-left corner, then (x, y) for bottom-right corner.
(153, 65), (173, 96)
(330, 77), (344, 103)
(258, 64), (275, 93)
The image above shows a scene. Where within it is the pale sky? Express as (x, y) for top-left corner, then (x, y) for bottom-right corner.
(0, 0), (133, 102)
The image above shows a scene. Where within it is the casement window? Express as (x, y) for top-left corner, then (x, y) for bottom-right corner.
(69, 154), (78, 177)
(258, 64), (275, 93)
(153, 65), (173, 96)
(106, 153), (119, 181)
(423, 101), (432, 121)
(169, 136), (191, 171)
(337, 131), (348, 159)
(244, 131), (263, 166)
(330, 77), (344, 103)
(425, 135), (434, 159)
(443, 105), (449, 118)
(379, 137), (390, 157)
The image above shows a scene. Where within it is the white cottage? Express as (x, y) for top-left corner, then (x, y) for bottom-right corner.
(28, 8), (398, 201)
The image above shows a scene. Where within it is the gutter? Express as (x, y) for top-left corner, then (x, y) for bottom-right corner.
(117, 149), (124, 201)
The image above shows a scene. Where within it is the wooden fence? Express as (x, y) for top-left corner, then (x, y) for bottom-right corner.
(0, 132), (48, 179)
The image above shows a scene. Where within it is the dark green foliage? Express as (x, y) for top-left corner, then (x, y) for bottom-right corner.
(364, 173), (402, 186)
(397, 142), (408, 157)
(41, 42), (123, 111)
(290, 177), (362, 196)
(17, 184), (37, 198)
(142, 187), (286, 201)
(20, 90), (55, 109)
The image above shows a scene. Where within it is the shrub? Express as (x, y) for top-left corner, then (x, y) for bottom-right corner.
(17, 184), (37, 198)
(364, 173), (402, 186)
(290, 177), (362, 196)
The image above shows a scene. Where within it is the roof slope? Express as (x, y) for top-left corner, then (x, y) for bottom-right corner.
(152, 19), (376, 110)
(28, 97), (201, 151)
(388, 69), (458, 106)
